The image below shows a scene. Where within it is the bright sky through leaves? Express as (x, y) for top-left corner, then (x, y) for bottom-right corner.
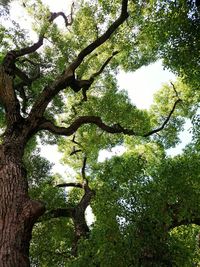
(8, 0), (191, 174)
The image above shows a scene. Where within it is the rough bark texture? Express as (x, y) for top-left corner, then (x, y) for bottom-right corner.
(0, 70), (45, 267)
(0, 145), (44, 267)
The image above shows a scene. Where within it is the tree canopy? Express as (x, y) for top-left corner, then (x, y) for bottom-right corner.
(0, 0), (199, 266)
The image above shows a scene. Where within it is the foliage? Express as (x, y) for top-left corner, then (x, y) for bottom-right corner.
(135, 0), (200, 88)
(0, 0), (200, 266)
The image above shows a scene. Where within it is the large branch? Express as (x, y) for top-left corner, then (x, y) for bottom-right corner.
(29, 55), (116, 118)
(0, 66), (22, 128)
(38, 116), (136, 136)
(69, 0), (129, 72)
(57, 182), (83, 189)
(38, 97), (180, 138)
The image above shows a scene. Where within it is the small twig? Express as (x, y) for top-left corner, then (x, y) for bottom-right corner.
(71, 135), (83, 147)
(81, 156), (87, 181)
(70, 148), (82, 156)
(170, 82), (179, 99)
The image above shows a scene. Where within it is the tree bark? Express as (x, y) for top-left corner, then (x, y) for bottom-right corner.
(0, 69), (45, 266)
(0, 143), (45, 267)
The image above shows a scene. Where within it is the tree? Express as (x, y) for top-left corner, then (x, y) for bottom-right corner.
(0, 0), (199, 266)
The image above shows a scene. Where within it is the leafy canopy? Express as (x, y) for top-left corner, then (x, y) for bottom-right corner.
(0, 0), (200, 266)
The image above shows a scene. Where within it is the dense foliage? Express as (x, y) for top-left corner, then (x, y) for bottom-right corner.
(0, 0), (199, 266)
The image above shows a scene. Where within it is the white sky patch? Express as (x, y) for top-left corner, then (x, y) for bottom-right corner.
(42, 0), (72, 12)
(98, 145), (126, 162)
(118, 60), (176, 109)
(8, 1), (38, 40)
(85, 206), (95, 226)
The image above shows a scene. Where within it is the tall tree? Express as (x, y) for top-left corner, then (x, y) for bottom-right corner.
(0, 0), (199, 266)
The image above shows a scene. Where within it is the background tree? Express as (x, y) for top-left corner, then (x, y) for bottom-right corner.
(0, 0), (199, 266)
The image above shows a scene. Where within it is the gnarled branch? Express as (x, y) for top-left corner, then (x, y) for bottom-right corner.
(70, 51), (119, 103)
(38, 116), (136, 136)
(38, 96), (181, 139)
(57, 182), (83, 189)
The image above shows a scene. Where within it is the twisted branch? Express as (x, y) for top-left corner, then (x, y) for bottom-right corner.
(38, 116), (136, 136)
(38, 96), (180, 138)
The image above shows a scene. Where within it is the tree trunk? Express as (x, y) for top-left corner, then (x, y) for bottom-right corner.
(0, 142), (45, 267)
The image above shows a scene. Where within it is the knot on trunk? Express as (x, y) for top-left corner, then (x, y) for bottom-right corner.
(22, 199), (45, 225)
(2, 51), (16, 75)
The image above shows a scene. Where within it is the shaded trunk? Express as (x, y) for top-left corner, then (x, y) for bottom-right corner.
(0, 64), (45, 266)
(0, 143), (44, 266)
(71, 208), (90, 256)
(71, 178), (94, 257)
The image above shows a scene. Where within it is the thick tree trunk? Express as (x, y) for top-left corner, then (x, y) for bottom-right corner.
(0, 65), (45, 266)
(0, 143), (45, 267)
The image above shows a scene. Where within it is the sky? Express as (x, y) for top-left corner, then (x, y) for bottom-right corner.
(7, 0), (192, 175)
(42, 0), (73, 11)
(118, 61), (176, 109)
